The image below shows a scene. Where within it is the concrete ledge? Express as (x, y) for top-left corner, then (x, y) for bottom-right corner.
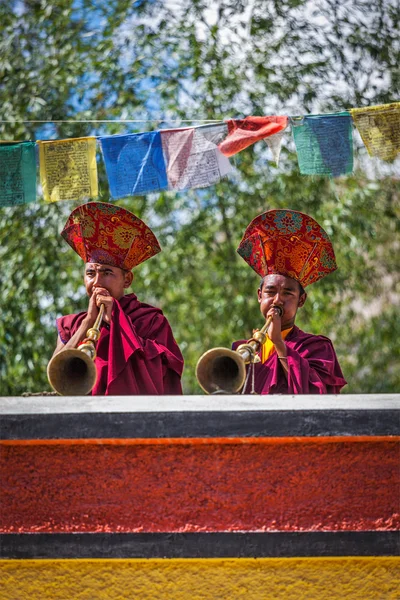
(1, 395), (398, 568)
(1, 395), (399, 439)
(1, 394), (399, 414)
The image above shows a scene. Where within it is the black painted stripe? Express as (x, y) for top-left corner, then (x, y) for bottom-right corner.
(1, 532), (399, 559)
(1, 410), (399, 440)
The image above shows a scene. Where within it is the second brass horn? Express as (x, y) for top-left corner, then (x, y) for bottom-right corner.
(47, 304), (105, 396)
(196, 306), (283, 395)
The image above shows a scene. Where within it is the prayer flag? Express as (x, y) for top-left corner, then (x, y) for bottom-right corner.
(38, 137), (98, 202)
(195, 122), (229, 145)
(218, 116), (288, 157)
(0, 142), (36, 207)
(265, 127), (287, 165)
(161, 123), (231, 191)
(350, 102), (400, 161)
(292, 113), (353, 177)
(99, 132), (168, 199)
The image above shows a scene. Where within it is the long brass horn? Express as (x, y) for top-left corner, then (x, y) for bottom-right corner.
(47, 304), (105, 396)
(196, 306), (283, 395)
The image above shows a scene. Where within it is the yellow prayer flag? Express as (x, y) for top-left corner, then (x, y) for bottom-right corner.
(350, 102), (400, 161)
(38, 137), (98, 202)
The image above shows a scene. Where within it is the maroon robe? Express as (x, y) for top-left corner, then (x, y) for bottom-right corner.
(233, 325), (346, 394)
(57, 293), (184, 395)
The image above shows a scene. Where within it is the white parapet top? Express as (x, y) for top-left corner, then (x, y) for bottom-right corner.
(0, 394), (399, 415)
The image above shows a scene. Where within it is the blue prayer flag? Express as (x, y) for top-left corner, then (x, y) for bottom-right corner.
(99, 132), (168, 198)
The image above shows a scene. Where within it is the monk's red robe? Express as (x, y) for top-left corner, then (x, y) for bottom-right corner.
(233, 325), (346, 394)
(57, 293), (184, 395)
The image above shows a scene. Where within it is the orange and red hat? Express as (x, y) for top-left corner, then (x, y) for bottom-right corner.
(61, 201), (161, 270)
(237, 209), (337, 287)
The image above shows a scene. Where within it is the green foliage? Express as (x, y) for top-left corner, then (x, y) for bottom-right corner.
(0, 0), (399, 394)
(0, 203), (85, 394)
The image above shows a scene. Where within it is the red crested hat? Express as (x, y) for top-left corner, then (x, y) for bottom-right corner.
(61, 202), (161, 270)
(237, 209), (337, 287)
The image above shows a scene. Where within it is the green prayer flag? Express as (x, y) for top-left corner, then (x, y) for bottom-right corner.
(0, 142), (37, 207)
(292, 112), (353, 177)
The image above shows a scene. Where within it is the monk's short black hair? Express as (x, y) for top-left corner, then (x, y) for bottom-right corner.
(259, 276), (306, 297)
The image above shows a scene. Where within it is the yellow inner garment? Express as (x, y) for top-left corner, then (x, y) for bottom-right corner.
(261, 327), (293, 363)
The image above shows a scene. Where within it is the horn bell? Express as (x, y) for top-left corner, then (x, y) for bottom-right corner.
(47, 348), (98, 396)
(196, 347), (247, 395)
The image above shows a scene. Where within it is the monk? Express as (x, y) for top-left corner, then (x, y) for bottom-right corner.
(51, 201), (183, 395)
(234, 209), (347, 394)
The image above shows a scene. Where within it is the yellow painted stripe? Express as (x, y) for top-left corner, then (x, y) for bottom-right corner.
(0, 558), (399, 599)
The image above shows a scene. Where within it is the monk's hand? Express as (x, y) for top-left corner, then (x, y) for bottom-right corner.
(86, 292), (101, 327)
(266, 305), (283, 347)
(92, 287), (113, 324)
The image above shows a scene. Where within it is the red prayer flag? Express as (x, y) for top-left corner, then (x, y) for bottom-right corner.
(219, 116), (288, 157)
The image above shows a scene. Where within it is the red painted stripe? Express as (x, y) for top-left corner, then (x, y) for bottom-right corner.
(1, 438), (398, 533)
(1, 435), (397, 446)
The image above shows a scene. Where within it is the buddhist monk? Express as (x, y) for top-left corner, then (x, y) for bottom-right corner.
(51, 201), (183, 395)
(234, 209), (347, 394)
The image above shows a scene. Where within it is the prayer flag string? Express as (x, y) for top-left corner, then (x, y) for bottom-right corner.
(0, 102), (398, 207)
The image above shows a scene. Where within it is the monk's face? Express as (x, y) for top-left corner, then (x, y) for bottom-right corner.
(84, 263), (133, 300)
(257, 274), (307, 329)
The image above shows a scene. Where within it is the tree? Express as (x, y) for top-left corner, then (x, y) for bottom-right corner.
(0, 0), (399, 395)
